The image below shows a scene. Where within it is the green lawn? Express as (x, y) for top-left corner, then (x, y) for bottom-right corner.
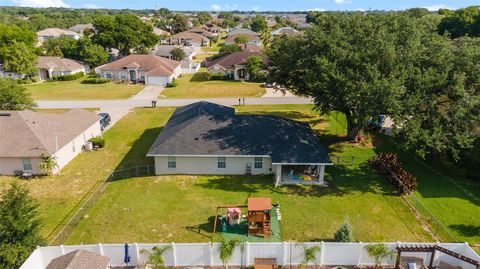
(161, 70), (266, 98)
(25, 77), (144, 100)
(0, 107), (175, 239)
(66, 105), (433, 244)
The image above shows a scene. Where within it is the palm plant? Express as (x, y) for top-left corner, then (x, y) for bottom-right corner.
(260, 29), (271, 48)
(39, 153), (58, 175)
(299, 243), (321, 269)
(140, 245), (172, 269)
(219, 237), (241, 269)
(365, 244), (393, 269)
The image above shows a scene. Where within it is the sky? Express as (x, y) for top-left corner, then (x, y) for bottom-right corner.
(0, 0), (478, 11)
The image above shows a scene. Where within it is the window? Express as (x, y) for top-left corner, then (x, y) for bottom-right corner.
(167, 156), (176, 168)
(218, 157), (226, 169)
(22, 158), (32, 171)
(254, 157), (263, 169)
(105, 72), (113, 79)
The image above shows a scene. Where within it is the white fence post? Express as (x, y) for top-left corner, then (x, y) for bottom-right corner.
(357, 242), (363, 266)
(172, 242), (177, 267)
(209, 242), (214, 267)
(60, 245), (65, 255)
(320, 241), (325, 266)
(98, 243), (104, 256)
(134, 243), (140, 265)
(283, 241), (288, 265)
(245, 242), (250, 267)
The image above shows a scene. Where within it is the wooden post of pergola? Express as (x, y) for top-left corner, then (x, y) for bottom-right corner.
(396, 244), (480, 269)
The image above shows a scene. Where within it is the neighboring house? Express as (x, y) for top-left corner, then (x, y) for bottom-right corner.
(37, 56), (87, 80)
(151, 45), (200, 74)
(37, 28), (81, 45)
(147, 102), (332, 186)
(0, 109), (101, 176)
(46, 249), (109, 269)
(224, 34), (261, 46)
(206, 45), (267, 80)
(167, 32), (210, 47)
(98, 54), (181, 85)
(226, 27), (259, 38)
(153, 27), (170, 37)
(0, 56), (87, 81)
(271, 27), (303, 37)
(188, 26), (214, 38)
(67, 23), (94, 35)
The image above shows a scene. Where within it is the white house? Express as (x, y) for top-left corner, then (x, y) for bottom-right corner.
(166, 32), (210, 47)
(37, 56), (87, 80)
(0, 109), (101, 176)
(37, 28), (80, 45)
(151, 45), (200, 74)
(147, 102), (333, 186)
(98, 54), (181, 85)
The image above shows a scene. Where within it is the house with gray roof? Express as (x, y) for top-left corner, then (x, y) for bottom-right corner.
(147, 101), (332, 186)
(46, 249), (109, 269)
(0, 109), (101, 176)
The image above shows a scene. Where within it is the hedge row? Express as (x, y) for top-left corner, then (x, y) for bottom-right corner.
(367, 152), (417, 195)
(52, 72), (84, 81)
(82, 77), (109, 84)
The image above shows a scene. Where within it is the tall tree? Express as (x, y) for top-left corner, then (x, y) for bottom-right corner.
(0, 78), (36, 110)
(170, 13), (189, 34)
(42, 37), (108, 68)
(245, 55), (264, 81)
(170, 47), (186, 61)
(93, 14), (158, 55)
(438, 6), (480, 38)
(197, 11), (212, 24)
(267, 13), (408, 141)
(2, 41), (38, 76)
(0, 182), (44, 269)
(249, 15), (268, 33)
(234, 34), (249, 45)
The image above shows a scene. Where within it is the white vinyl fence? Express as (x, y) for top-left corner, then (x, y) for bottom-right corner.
(21, 242), (480, 269)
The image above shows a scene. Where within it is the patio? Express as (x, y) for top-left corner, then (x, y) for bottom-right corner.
(274, 164), (331, 186)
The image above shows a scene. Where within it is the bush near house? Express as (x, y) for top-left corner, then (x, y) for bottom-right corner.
(208, 73), (227, 80)
(82, 78), (109, 84)
(88, 136), (105, 148)
(368, 152), (417, 194)
(166, 80), (179, 88)
(52, 72), (84, 81)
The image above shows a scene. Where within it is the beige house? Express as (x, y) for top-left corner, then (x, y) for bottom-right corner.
(147, 102), (332, 186)
(98, 54), (181, 85)
(151, 45), (200, 74)
(206, 45), (267, 80)
(37, 56), (87, 80)
(167, 31), (210, 47)
(37, 28), (80, 45)
(0, 109), (101, 176)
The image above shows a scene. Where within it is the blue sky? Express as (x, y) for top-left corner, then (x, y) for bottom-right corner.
(1, 0), (478, 11)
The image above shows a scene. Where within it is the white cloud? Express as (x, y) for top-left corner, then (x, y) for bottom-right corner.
(424, 4), (450, 11)
(334, 0), (352, 4)
(211, 4), (221, 11)
(12, 0), (70, 7)
(83, 3), (100, 9)
(252, 6), (260, 11)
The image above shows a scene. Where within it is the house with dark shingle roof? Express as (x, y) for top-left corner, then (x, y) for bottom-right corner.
(206, 45), (267, 80)
(0, 109), (101, 175)
(98, 54), (181, 85)
(147, 101), (332, 186)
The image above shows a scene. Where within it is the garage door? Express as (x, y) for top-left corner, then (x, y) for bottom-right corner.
(147, 76), (169, 85)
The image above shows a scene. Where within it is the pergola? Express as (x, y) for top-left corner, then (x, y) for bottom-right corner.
(395, 244), (480, 269)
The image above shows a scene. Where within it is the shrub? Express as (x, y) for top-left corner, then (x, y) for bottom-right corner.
(367, 152), (417, 195)
(88, 136), (105, 148)
(16, 78), (31, 84)
(334, 219), (354, 242)
(52, 72), (84, 81)
(209, 73), (226, 80)
(30, 76), (41, 83)
(167, 80), (179, 87)
(82, 78), (109, 84)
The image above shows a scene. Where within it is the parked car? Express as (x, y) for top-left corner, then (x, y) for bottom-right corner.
(98, 113), (111, 131)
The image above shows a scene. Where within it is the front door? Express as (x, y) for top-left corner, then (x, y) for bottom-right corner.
(237, 69), (246, 79)
(129, 70), (137, 82)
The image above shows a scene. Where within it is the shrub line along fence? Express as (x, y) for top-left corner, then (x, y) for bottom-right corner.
(21, 242), (480, 269)
(46, 164), (155, 245)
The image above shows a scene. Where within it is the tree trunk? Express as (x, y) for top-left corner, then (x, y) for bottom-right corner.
(345, 112), (364, 143)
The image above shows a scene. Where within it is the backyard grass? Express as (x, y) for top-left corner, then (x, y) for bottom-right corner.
(66, 105), (433, 244)
(25, 77), (144, 100)
(161, 69), (266, 98)
(0, 107), (175, 238)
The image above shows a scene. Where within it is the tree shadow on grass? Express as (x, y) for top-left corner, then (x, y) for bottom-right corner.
(195, 175), (273, 194)
(448, 224), (480, 238)
(189, 71), (209, 82)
